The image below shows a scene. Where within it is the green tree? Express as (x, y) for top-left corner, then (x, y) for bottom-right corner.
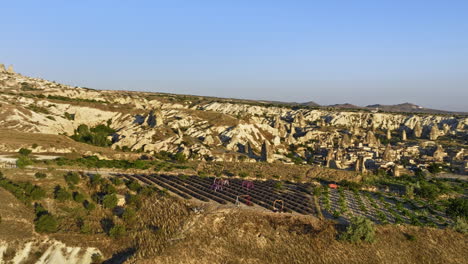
(18, 148), (32, 156)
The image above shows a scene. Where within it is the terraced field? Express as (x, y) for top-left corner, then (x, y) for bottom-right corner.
(117, 173), (453, 227)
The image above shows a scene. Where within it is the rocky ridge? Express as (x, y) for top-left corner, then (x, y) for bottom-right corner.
(0, 68), (466, 170)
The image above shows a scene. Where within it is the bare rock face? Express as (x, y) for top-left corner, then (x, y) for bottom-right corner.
(429, 125), (440, 140)
(392, 164), (401, 177)
(413, 122), (422, 138)
(355, 156), (367, 173)
(386, 129), (392, 140)
(401, 129), (407, 141)
(294, 112), (306, 127)
(341, 134), (351, 148)
(382, 144), (395, 161)
(261, 141), (273, 163)
(364, 130), (378, 146)
(6, 65), (14, 73)
(0, 64), (5, 72)
(433, 144), (447, 162)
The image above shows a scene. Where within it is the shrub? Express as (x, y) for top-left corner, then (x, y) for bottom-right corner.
(427, 163), (443, 173)
(446, 198), (468, 219)
(173, 152), (187, 163)
(54, 186), (72, 202)
(84, 200), (96, 211)
(18, 148), (32, 156)
(110, 177), (123, 186)
(91, 253), (103, 264)
(32, 143), (38, 149)
(127, 180), (142, 192)
(73, 192), (85, 203)
(312, 187), (322, 196)
(16, 156), (32, 169)
(29, 186), (46, 200)
(122, 208), (137, 226)
(64, 172), (80, 185)
(89, 174), (102, 187)
(239, 171), (248, 178)
(34, 172), (47, 179)
(64, 112), (75, 120)
(102, 194), (118, 209)
(452, 217), (468, 234)
(101, 183), (116, 194)
(35, 214), (58, 233)
(109, 224), (126, 239)
(339, 216), (375, 243)
(274, 182), (283, 190)
(404, 233), (417, 241)
(126, 194), (142, 209)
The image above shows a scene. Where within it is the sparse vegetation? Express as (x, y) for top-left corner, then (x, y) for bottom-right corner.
(34, 172), (47, 179)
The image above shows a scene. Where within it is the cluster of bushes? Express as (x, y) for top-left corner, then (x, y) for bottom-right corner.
(64, 171), (80, 185)
(70, 124), (115, 147)
(446, 198), (468, 219)
(34, 203), (58, 233)
(339, 216), (375, 243)
(16, 148), (33, 169)
(26, 104), (50, 114)
(47, 95), (105, 104)
(0, 173), (46, 203)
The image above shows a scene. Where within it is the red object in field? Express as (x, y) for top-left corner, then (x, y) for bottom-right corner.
(329, 183), (338, 189)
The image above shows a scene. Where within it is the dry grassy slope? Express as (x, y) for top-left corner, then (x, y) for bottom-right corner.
(0, 188), (35, 241)
(0, 129), (139, 159)
(140, 209), (468, 264)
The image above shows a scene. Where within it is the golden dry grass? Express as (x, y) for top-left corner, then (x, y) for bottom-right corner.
(139, 209), (468, 264)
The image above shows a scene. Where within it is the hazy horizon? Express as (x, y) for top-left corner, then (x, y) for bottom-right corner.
(2, 1), (467, 111)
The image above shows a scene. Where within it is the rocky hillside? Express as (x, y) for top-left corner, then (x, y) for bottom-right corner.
(0, 67), (466, 166)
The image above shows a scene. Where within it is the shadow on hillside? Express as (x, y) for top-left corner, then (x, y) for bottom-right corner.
(103, 247), (137, 264)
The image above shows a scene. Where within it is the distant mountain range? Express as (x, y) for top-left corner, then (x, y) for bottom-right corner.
(258, 101), (466, 115)
(327, 102), (466, 115)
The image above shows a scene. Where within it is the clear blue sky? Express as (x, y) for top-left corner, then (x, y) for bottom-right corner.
(2, 0), (467, 111)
